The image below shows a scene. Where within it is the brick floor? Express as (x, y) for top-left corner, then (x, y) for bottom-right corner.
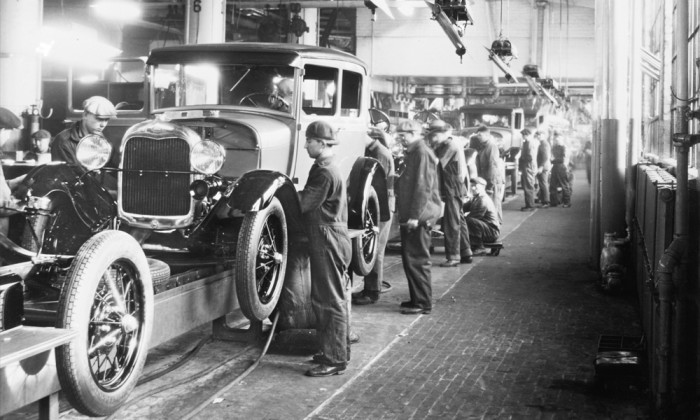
(309, 170), (649, 420)
(6, 169), (648, 420)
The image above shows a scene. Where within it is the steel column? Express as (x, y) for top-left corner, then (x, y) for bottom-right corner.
(0, 0), (43, 152)
(185, 0), (226, 44)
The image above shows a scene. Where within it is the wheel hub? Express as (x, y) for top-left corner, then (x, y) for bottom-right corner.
(121, 313), (139, 333)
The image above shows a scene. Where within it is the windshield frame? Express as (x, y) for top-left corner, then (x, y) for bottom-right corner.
(149, 62), (298, 116)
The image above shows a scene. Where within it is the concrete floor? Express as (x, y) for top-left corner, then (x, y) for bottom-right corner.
(6, 168), (649, 419)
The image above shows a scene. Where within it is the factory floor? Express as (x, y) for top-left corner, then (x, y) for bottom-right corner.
(6, 168), (649, 420)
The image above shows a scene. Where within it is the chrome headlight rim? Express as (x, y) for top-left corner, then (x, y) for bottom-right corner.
(76, 134), (113, 170)
(190, 140), (225, 175)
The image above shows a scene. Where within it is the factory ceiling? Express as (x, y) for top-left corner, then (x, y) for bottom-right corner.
(41, 0), (595, 104)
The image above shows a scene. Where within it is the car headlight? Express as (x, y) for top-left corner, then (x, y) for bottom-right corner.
(190, 140), (225, 175)
(76, 135), (112, 170)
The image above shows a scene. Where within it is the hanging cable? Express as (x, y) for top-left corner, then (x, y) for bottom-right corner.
(565, 0), (570, 90)
(499, 0), (503, 38)
(558, 0), (563, 87)
(507, 0), (510, 39)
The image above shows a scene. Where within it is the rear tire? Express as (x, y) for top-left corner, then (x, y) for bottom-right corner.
(235, 197), (288, 321)
(56, 230), (153, 417)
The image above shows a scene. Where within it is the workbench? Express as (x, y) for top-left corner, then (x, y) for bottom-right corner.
(0, 326), (77, 419)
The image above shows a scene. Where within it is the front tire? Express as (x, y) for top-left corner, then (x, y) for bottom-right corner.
(350, 187), (380, 276)
(56, 230), (153, 417)
(235, 197), (288, 321)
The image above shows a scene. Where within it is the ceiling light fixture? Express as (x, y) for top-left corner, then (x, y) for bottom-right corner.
(92, 0), (141, 21)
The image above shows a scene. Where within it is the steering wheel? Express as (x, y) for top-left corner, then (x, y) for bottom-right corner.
(238, 92), (270, 107)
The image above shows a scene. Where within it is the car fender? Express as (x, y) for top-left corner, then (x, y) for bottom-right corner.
(347, 157), (389, 228)
(18, 164), (117, 232)
(213, 170), (304, 237)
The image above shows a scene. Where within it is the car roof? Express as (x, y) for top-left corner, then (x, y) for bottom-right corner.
(147, 42), (367, 69)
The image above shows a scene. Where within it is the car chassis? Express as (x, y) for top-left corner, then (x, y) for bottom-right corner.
(0, 43), (389, 417)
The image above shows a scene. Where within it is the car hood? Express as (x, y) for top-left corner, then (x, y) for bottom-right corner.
(138, 109), (294, 151)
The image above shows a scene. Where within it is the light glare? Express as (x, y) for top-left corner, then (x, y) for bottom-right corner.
(92, 0), (141, 21)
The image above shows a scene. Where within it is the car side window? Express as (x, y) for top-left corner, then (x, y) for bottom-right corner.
(302, 65), (338, 116)
(340, 70), (362, 117)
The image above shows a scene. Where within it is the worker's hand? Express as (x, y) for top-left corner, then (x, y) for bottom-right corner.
(406, 219), (419, 230)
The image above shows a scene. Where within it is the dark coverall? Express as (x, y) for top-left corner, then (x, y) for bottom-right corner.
(50, 121), (117, 189)
(397, 139), (442, 310)
(519, 137), (539, 208)
(550, 143), (572, 206)
(299, 155), (352, 365)
(362, 139), (395, 295)
(50, 121), (86, 165)
(536, 139), (552, 205)
(435, 139), (471, 261)
(464, 193), (500, 249)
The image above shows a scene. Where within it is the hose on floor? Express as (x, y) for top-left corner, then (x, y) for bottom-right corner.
(137, 335), (212, 386)
(104, 342), (257, 420)
(179, 311), (280, 420)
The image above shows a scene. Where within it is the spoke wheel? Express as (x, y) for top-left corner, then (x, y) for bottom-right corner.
(56, 230), (153, 417)
(236, 197), (288, 321)
(350, 187), (380, 276)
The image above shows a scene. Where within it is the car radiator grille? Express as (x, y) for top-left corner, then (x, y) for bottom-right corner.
(122, 137), (191, 216)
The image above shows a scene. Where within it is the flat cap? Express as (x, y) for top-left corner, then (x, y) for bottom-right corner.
(0, 107), (22, 130)
(83, 96), (117, 118)
(396, 119), (422, 133)
(32, 129), (51, 140)
(470, 176), (487, 186)
(306, 120), (338, 145)
(521, 128), (532, 137)
(427, 119), (451, 133)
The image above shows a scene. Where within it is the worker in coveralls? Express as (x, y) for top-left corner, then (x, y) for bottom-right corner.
(51, 96), (117, 166)
(298, 120), (352, 377)
(428, 119), (472, 267)
(352, 127), (395, 305)
(395, 119), (442, 315)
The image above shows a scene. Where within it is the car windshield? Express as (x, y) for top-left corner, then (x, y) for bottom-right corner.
(152, 63), (296, 113)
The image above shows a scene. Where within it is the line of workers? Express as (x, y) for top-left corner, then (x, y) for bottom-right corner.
(297, 117), (508, 377)
(1, 99), (508, 378)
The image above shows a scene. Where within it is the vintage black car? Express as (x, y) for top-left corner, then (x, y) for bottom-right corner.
(0, 43), (389, 416)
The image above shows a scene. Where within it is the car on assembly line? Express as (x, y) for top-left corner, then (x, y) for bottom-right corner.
(0, 42), (389, 417)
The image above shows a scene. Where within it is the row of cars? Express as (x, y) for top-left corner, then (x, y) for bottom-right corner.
(0, 42), (389, 417)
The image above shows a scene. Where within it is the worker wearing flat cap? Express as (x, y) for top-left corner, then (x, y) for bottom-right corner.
(395, 119), (442, 315)
(464, 176), (500, 255)
(298, 120), (353, 377)
(51, 96), (117, 166)
(428, 119), (472, 267)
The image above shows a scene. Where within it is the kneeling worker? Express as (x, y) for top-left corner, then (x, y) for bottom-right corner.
(464, 177), (501, 255)
(298, 120), (352, 377)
